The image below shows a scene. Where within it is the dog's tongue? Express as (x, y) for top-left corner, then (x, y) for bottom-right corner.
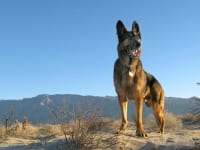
(133, 49), (140, 57)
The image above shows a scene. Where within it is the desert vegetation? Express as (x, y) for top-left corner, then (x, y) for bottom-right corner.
(51, 101), (109, 149)
(0, 102), (115, 149)
(0, 99), (200, 150)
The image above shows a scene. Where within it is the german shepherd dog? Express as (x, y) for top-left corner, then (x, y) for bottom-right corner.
(114, 20), (165, 137)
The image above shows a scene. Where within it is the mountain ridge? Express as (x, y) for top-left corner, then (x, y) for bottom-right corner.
(0, 94), (197, 124)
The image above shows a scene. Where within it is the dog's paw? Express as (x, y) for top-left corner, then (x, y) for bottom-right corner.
(116, 129), (125, 134)
(116, 124), (127, 134)
(157, 129), (164, 134)
(136, 129), (148, 137)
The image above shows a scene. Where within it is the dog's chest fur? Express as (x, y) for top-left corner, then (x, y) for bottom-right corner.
(114, 59), (146, 100)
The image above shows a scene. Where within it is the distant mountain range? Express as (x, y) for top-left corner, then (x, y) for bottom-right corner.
(0, 94), (199, 124)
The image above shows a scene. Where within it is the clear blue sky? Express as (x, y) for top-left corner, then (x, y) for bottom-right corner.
(0, 0), (200, 99)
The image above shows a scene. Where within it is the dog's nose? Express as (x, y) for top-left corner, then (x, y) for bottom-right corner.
(135, 42), (141, 48)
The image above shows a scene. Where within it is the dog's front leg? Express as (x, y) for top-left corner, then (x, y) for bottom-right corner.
(117, 94), (128, 134)
(135, 97), (147, 137)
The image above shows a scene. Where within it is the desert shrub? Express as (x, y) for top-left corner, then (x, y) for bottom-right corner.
(180, 97), (200, 126)
(0, 125), (6, 138)
(38, 124), (62, 136)
(145, 112), (182, 131)
(22, 117), (29, 130)
(1, 107), (15, 135)
(165, 112), (182, 129)
(180, 113), (200, 126)
(0, 119), (62, 139)
(65, 115), (98, 149)
(52, 101), (107, 149)
(7, 121), (38, 138)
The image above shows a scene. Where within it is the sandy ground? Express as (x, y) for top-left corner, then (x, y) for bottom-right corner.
(102, 126), (200, 150)
(0, 122), (199, 150)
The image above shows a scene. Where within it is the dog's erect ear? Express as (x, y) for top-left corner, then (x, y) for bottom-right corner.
(116, 20), (127, 37)
(132, 21), (141, 38)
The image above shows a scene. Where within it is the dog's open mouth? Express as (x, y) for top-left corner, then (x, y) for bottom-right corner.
(127, 49), (141, 58)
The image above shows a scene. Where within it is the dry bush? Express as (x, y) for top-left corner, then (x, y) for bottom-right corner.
(18, 124), (63, 138)
(52, 101), (109, 150)
(62, 110), (105, 149)
(165, 112), (183, 129)
(8, 122), (38, 138)
(0, 120), (23, 138)
(0, 120), (62, 140)
(11, 118), (41, 138)
(1, 107), (15, 135)
(0, 125), (6, 138)
(102, 119), (122, 133)
(180, 113), (200, 126)
(22, 124), (41, 138)
(38, 124), (62, 136)
(180, 97), (200, 127)
(22, 117), (29, 130)
(145, 112), (182, 131)
(64, 117), (96, 149)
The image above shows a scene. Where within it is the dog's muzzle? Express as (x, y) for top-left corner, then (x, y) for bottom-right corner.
(127, 49), (141, 58)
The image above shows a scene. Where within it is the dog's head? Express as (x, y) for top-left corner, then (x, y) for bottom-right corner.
(116, 20), (142, 67)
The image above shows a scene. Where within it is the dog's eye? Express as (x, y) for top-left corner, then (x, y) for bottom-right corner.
(123, 45), (129, 50)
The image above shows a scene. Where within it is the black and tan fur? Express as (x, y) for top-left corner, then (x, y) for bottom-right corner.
(114, 20), (165, 137)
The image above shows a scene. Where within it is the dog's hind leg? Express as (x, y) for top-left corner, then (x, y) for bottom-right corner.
(152, 103), (165, 133)
(117, 94), (128, 134)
